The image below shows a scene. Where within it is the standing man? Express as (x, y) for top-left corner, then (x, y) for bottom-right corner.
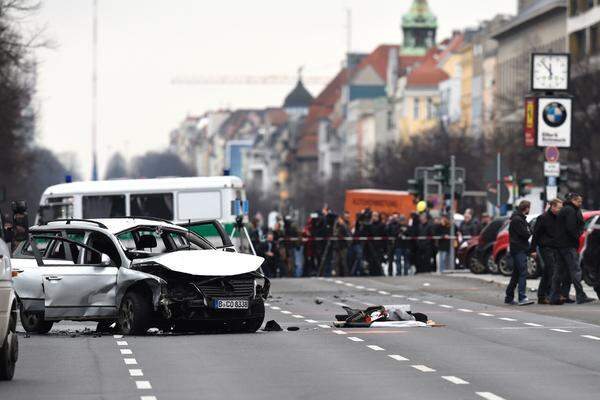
(531, 199), (562, 304)
(505, 201), (535, 306)
(554, 193), (594, 304)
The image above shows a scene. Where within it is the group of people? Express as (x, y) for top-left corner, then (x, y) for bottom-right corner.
(506, 193), (595, 306)
(251, 206), (488, 279)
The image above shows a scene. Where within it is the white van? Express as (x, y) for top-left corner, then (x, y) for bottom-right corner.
(38, 176), (246, 232)
(0, 216), (18, 380)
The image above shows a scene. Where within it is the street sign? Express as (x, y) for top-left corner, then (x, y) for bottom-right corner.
(537, 97), (572, 148)
(524, 97), (536, 147)
(544, 146), (560, 162)
(546, 185), (558, 201)
(547, 176), (558, 186)
(544, 162), (560, 177)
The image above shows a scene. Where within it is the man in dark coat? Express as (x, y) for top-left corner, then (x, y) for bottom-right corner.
(257, 231), (280, 278)
(531, 198), (562, 304)
(505, 201), (534, 306)
(553, 193), (594, 304)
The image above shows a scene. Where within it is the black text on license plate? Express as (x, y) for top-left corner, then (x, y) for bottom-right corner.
(213, 299), (249, 309)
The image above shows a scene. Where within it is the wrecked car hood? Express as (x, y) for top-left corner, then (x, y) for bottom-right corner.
(131, 250), (265, 277)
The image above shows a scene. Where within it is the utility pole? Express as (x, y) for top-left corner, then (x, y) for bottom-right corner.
(91, 0), (99, 181)
(448, 155), (456, 274)
(496, 152), (501, 216)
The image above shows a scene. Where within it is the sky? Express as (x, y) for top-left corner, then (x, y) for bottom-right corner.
(28, 0), (517, 179)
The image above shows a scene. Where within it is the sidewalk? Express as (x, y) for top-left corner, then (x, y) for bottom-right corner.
(447, 271), (598, 299)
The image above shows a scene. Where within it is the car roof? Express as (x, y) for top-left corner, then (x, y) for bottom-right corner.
(34, 218), (186, 235)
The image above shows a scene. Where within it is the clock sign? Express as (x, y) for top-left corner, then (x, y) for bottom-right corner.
(531, 53), (570, 92)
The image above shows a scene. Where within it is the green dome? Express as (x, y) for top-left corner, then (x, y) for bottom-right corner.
(402, 0), (438, 29)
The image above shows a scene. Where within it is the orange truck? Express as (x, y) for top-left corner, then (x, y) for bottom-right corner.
(345, 189), (416, 227)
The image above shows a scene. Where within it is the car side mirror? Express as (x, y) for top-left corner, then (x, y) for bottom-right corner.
(101, 254), (113, 266)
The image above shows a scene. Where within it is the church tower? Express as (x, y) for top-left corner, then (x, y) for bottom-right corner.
(401, 0), (438, 56)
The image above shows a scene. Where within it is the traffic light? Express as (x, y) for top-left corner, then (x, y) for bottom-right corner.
(519, 178), (533, 196)
(432, 164), (450, 186)
(408, 178), (424, 200)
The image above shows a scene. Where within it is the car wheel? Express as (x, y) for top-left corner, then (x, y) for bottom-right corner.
(0, 307), (18, 381)
(469, 255), (487, 274)
(498, 253), (513, 276)
(239, 301), (265, 333)
(487, 256), (499, 274)
(527, 256), (540, 278)
(118, 291), (152, 336)
(19, 308), (54, 334)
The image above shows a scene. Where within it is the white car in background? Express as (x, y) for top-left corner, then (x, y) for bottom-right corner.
(0, 217), (18, 380)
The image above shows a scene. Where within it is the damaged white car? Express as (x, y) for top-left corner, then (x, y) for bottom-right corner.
(11, 218), (269, 335)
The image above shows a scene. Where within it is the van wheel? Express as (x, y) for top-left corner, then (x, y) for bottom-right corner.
(19, 308), (54, 334)
(0, 308), (18, 380)
(118, 291), (151, 336)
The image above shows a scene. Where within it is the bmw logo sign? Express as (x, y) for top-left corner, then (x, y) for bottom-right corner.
(542, 102), (568, 128)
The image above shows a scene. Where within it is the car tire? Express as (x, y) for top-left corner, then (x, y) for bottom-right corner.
(469, 255), (487, 274)
(498, 253), (513, 277)
(118, 291), (152, 336)
(527, 256), (540, 279)
(0, 307), (18, 381)
(19, 308), (54, 334)
(239, 301), (265, 333)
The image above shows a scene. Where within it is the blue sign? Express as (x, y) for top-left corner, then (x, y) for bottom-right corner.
(547, 176), (557, 186)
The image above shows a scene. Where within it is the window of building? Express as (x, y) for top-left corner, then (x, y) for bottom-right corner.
(426, 98), (434, 120)
(573, 29), (587, 59)
(413, 98), (420, 120)
(592, 24), (600, 54)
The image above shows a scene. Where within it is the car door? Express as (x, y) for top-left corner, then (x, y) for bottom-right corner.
(40, 231), (119, 320)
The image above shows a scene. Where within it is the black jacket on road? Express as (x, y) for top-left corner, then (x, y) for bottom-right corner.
(556, 201), (584, 249)
(509, 211), (531, 254)
(531, 210), (560, 250)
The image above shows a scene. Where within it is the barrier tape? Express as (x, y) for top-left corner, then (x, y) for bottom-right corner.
(274, 235), (473, 243)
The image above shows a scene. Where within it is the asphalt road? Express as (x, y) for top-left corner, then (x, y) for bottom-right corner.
(2, 274), (600, 400)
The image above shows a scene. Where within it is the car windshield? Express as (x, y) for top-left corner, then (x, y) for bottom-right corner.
(117, 226), (214, 260)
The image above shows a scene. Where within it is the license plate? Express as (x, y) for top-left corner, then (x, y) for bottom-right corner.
(213, 299), (249, 309)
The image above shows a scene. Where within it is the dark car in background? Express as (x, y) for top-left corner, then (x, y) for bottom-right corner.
(467, 218), (508, 274)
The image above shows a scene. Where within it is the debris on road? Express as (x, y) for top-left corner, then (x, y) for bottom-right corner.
(315, 298), (323, 305)
(287, 327), (299, 331)
(263, 320), (283, 332)
(333, 305), (439, 328)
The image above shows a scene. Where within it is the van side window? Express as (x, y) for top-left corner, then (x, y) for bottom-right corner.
(83, 195), (126, 219)
(130, 193), (173, 220)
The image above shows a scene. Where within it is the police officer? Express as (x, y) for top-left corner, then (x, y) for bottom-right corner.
(531, 199), (562, 304)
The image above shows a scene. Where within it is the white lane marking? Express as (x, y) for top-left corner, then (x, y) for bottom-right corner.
(423, 301), (436, 305)
(407, 297), (420, 301)
(317, 277), (325, 280)
(439, 304), (453, 309)
(335, 280), (344, 284)
(392, 294), (405, 298)
(271, 306), (281, 310)
(124, 358), (138, 365)
(140, 397), (158, 400)
(360, 301), (376, 306)
(120, 349), (133, 355)
(129, 369), (144, 377)
(348, 337), (364, 342)
(292, 314), (305, 319)
(524, 322), (543, 327)
(113, 334), (123, 339)
(367, 288), (377, 292)
(264, 302), (270, 306)
(355, 285), (365, 289)
(116, 341), (128, 346)
(458, 308), (473, 313)
(478, 313), (494, 317)
(318, 324), (331, 329)
(345, 283), (355, 287)
(378, 290), (390, 295)
(411, 365), (436, 372)
(476, 392), (507, 400)
(499, 317), (517, 322)
(582, 335), (600, 341)
(388, 354), (409, 361)
(442, 376), (470, 385)
(550, 329), (571, 333)
(305, 319), (318, 323)
(135, 381), (152, 390)
(281, 310), (292, 314)
(423, 282), (431, 287)
(334, 302), (349, 307)
(367, 345), (385, 351)
(332, 330), (347, 335)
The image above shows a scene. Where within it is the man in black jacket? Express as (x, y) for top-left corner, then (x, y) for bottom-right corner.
(505, 201), (535, 306)
(531, 199), (562, 304)
(554, 193), (594, 304)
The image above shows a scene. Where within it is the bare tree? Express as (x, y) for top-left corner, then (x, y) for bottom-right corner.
(130, 151), (195, 179)
(105, 152), (128, 180)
